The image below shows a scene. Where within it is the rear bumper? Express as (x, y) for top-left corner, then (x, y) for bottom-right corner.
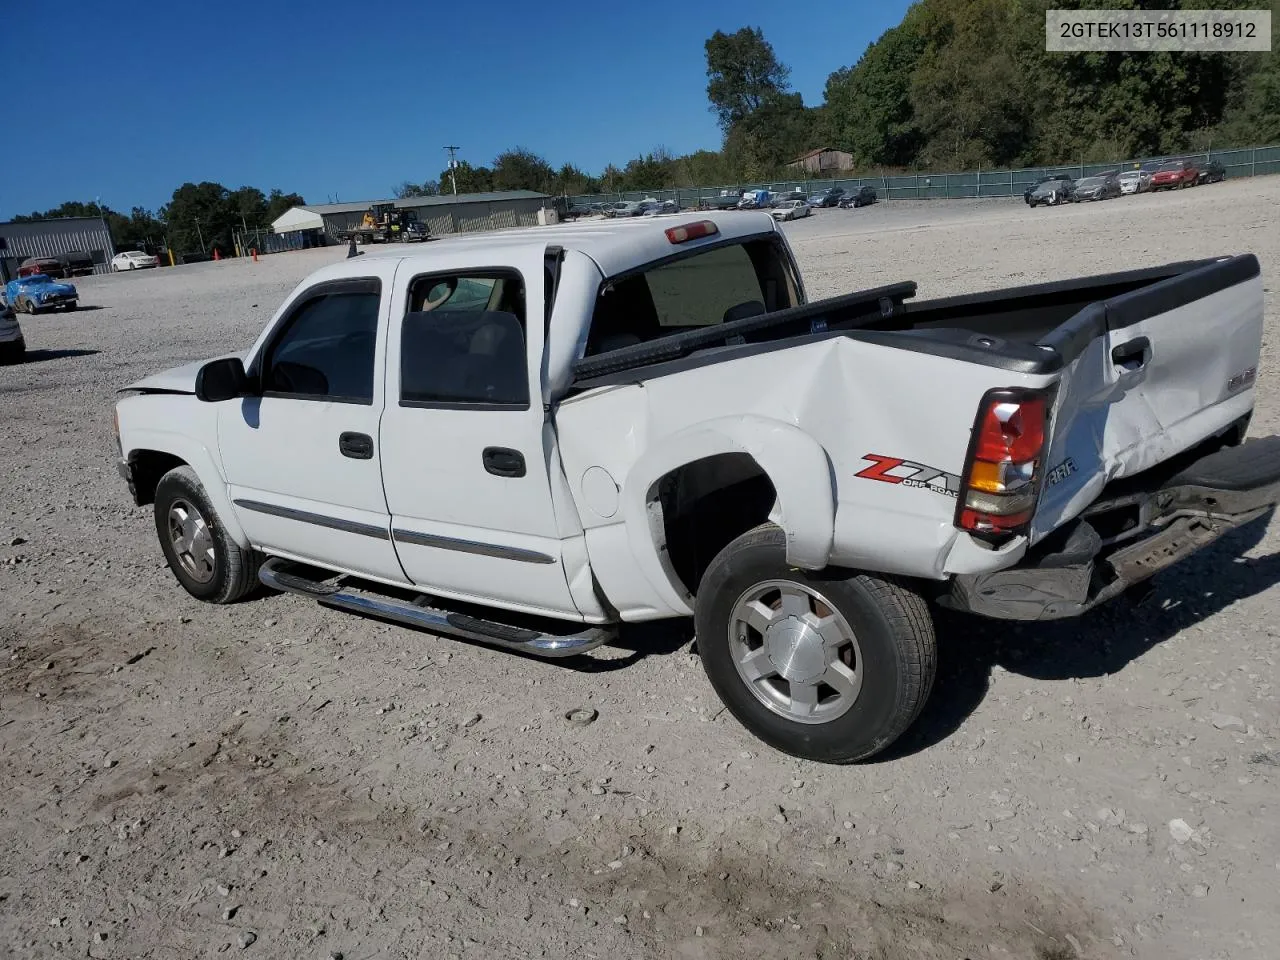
(943, 435), (1280, 621)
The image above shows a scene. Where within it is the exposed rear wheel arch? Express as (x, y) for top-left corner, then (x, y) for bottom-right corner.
(653, 453), (779, 599)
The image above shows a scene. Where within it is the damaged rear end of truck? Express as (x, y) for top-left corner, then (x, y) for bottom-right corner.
(559, 234), (1274, 626)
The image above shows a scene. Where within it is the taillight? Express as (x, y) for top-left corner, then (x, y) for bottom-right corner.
(956, 389), (1048, 537)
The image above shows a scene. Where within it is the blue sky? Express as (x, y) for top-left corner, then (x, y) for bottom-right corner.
(3, 0), (910, 217)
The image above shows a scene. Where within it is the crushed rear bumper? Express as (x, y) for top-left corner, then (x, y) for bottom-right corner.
(943, 435), (1280, 621)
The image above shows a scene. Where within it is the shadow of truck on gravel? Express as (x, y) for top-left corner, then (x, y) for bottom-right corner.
(879, 512), (1278, 761)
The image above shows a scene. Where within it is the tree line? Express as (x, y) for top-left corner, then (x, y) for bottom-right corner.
(12, 184), (305, 258)
(394, 0), (1279, 196)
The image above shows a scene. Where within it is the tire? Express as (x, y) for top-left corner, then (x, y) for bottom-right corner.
(694, 523), (937, 763)
(0, 339), (24, 365)
(64, 302), (77, 312)
(153, 465), (262, 604)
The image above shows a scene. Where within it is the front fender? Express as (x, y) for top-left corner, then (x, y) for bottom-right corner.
(123, 427), (249, 547)
(619, 415), (836, 609)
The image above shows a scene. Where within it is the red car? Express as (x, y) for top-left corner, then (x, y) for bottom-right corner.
(18, 257), (65, 279)
(1150, 159), (1200, 190)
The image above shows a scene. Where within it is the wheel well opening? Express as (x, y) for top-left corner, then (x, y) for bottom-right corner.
(656, 454), (778, 598)
(129, 450), (187, 506)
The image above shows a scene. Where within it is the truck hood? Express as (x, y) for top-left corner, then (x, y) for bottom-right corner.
(121, 349), (248, 395)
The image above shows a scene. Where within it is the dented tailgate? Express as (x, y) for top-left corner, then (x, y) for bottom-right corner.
(1031, 255), (1263, 542)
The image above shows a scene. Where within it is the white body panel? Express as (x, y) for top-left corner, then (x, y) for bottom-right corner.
(215, 257), (405, 583)
(1034, 274), (1264, 539)
(378, 245), (595, 620)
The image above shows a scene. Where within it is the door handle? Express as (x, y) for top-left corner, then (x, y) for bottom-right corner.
(339, 432), (374, 460)
(1111, 336), (1151, 370)
(482, 446), (526, 478)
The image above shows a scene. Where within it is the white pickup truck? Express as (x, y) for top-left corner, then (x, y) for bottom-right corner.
(114, 212), (1280, 763)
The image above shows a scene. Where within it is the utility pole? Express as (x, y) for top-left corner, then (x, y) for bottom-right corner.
(444, 145), (460, 196)
(194, 217), (205, 253)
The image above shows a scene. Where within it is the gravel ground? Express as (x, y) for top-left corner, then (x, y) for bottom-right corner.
(3, 179), (1279, 960)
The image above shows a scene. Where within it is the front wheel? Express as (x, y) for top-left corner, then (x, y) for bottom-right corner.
(694, 524), (937, 763)
(153, 465), (263, 604)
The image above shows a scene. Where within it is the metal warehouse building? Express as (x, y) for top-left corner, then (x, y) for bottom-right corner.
(270, 190), (554, 246)
(0, 217), (116, 281)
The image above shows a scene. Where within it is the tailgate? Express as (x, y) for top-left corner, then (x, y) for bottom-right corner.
(1032, 254), (1263, 541)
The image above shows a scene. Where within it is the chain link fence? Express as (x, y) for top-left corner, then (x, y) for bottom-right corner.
(568, 144), (1280, 208)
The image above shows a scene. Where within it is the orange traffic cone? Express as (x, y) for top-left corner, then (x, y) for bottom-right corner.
(213, 248), (221, 261)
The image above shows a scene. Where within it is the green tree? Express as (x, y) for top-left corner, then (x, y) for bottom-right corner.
(161, 181), (236, 255)
(438, 161), (493, 194)
(723, 93), (816, 179)
(823, 15), (926, 167)
(393, 180), (439, 199)
(491, 148), (555, 192)
(264, 189), (306, 223)
(705, 27), (792, 131)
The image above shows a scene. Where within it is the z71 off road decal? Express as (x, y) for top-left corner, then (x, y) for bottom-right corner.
(855, 454), (960, 499)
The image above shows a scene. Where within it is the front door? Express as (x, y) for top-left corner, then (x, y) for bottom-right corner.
(378, 256), (586, 619)
(217, 271), (406, 584)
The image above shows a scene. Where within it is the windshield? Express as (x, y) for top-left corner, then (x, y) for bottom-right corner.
(1077, 177), (1102, 187)
(1159, 162), (1183, 172)
(1119, 171), (1139, 179)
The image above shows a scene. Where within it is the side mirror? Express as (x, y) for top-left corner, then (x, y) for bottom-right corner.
(195, 356), (249, 403)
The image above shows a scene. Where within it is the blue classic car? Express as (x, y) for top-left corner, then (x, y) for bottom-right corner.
(3, 274), (79, 313)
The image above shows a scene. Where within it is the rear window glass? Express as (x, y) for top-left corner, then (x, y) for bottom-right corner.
(584, 239), (796, 356)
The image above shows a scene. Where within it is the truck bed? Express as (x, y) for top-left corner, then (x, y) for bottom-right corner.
(571, 254), (1259, 389)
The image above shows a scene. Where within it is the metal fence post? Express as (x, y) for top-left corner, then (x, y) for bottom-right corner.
(1252, 147), (1257, 177)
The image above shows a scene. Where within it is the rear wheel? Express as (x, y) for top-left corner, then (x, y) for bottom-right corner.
(694, 523), (937, 763)
(154, 466), (262, 604)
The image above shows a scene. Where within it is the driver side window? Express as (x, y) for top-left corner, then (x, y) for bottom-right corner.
(262, 281), (381, 403)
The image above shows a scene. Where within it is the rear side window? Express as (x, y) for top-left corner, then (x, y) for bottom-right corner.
(262, 285), (381, 403)
(399, 272), (529, 409)
(585, 238), (796, 355)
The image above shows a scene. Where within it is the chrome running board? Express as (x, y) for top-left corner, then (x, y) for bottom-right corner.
(258, 558), (612, 658)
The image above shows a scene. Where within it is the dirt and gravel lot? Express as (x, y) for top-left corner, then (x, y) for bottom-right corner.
(3, 179), (1278, 960)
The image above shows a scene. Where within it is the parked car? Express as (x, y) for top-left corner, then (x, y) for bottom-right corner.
(1198, 159), (1226, 184)
(62, 250), (95, 276)
(0, 298), (24, 364)
(1073, 172), (1123, 202)
(737, 189), (773, 209)
(1118, 170), (1151, 195)
(1026, 177), (1076, 207)
(639, 199), (679, 217)
(4, 274), (79, 313)
(838, 186), (878, 208)
(112, 250), (161, 271)
(703, 191), (745, 211)
(18, 257), (65, 279)
(771, 199), (812, 222)
(1150, 160), (1200, 190)
(808, 187), (846, 208)
(1022, 176), (1062, 204)
(605, 201), (644, 218)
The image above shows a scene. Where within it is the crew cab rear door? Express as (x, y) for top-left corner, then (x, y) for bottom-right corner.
(1032, 255), (1263, 539)
(378, 247), (591, 620)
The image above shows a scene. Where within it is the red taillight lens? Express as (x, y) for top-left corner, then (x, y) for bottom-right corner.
(956, 389), (1049, 538)
(665, 220), (719, 244)
(973, 396), (1046, 463)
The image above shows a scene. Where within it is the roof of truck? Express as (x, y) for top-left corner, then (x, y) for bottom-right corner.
(351, 211), (780, 279)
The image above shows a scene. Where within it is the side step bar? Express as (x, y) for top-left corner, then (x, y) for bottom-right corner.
(258, 558), (614, 658)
